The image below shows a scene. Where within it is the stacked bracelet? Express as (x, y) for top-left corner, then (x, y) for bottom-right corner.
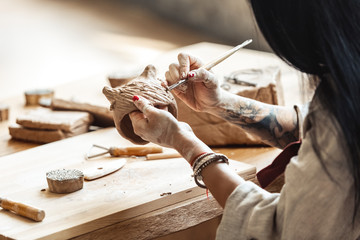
(192, 153), (229, 189)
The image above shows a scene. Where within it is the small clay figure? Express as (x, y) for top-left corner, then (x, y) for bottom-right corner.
(103, 65), (178, 144)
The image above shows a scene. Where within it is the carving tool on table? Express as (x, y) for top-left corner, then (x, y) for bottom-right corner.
(86, 144), (163, 159)
(168, 39), (253, 91)
(146, 152), (182, 160)
(84, 159), (127, 180)
(0, 198), (45, 222)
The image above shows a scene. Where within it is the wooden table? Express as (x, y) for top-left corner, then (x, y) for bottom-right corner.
(0, 42), (301, 239)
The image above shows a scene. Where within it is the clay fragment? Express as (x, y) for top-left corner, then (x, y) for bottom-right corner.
(0, 104), (9, 122)
(46, 169), (84, 193)
(40, 98), (114, 127)
(16, 108), (93, 132)
(9, 123), (89, 143)
(24, 89), (54, 106)
(103, 65), (178, 144)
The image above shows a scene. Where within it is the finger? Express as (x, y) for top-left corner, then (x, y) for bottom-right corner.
(129, 111), (146, 122)
(132, 95), (158, 116)
(169, 63), (180, 81)
(188, 68), (218, 89)
(129, 111), (148, 137)
(178, 53), (203, 79)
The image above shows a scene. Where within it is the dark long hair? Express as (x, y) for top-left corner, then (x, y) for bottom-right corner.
(250, 0), (360, 219)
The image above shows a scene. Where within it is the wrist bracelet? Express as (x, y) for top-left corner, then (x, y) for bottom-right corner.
(189, 152), (208, 167)
(192, 153), (229, 189)
(192, 152), (214, 170)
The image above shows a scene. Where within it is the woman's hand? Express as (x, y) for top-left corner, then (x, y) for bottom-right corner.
(165, 53), (224, 112)
(128, 96), (186, 148)
(129, 96), (212, 161)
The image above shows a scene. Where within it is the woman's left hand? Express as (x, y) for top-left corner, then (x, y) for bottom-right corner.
(129, 96), (192, 148)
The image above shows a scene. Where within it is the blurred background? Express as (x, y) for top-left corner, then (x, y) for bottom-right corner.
(0, 0), (269, 100)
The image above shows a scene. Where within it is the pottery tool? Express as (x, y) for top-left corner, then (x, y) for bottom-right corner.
(168, 39), (253, 91)
(24, 89), (54, 106)
(0, 198), (45, 222)
(86, 144), (163, 159)
(146, 152), (182, 160)
(46, 169), (84, 194)
(0, 104), (9, 122)
(84, 159), (126, 180)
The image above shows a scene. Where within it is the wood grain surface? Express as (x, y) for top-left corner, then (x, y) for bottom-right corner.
(0, 127), (255, 240)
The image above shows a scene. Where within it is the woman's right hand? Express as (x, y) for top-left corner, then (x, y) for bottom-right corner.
(165, 53), (223, 113)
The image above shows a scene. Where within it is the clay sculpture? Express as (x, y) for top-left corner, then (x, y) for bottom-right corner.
(103, 65), (178, 144)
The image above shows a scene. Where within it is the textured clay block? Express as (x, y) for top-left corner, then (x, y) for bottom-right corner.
(46, 169), (84, 194)
(16, 108), (93, 132)
(103, 65), (178, 144)
(9, 123), (89, 143)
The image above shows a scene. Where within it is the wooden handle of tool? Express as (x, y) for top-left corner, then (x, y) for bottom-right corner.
(146, 152), (182, 160)
(203, 39), (253, 71)
(0, 198), (45, 222)
(109, 146), (163, 156)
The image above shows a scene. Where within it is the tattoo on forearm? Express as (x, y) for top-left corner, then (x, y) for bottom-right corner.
(222, 100), (298, 148)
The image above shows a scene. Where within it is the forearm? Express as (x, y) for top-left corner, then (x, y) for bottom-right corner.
(172, 127), (212, 162)
(173, 132), (244, 208)
(207, 91), (299, 149)
(202, 162), (244, 208)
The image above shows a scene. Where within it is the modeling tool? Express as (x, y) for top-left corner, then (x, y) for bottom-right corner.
(84, 159), (126, 180)
(168, 39), (253, 91)
(0, 198), (45, 222)
(146, 152), (182, 160)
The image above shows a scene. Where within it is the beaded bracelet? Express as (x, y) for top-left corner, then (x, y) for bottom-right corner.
(192, 152), (214, 170)
(192, 153), (229, 189)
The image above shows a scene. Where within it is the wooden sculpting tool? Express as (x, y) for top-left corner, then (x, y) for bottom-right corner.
(0, 198), (45, 222)
(86, 144), (163, 159)
(146, 152), (182, 160)
(168, 39), (253, 91)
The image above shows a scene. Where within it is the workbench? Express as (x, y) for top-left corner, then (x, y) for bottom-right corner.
(0, 42), (301, 239)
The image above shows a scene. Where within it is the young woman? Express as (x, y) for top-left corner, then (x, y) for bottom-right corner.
(129, 0), (360, 238)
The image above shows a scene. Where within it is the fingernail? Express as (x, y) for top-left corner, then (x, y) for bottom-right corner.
(133, 95), (139, 101)
(181, 72), (186, 79)
(188, 72), (195, 78)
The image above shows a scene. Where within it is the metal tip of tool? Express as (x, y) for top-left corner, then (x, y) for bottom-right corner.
(85, 144), (110, 160)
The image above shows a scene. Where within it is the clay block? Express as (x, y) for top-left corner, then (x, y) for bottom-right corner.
(40, 98), (114, 128)
(16, 108), (93, 132)
(46, 169), (84, 193)
(0, 104), (9, 122)
(24, 89), (54, 106)
(103, 65), (178, 145)
(9, 123), (89, 143)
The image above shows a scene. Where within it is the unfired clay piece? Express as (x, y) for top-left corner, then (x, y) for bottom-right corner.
(103, 65), (178, 144)
(9, 123), (89, 143)
(16, 108), (93, 132)
(46, 169), (84, 193)
(0, 104), (9, 122)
